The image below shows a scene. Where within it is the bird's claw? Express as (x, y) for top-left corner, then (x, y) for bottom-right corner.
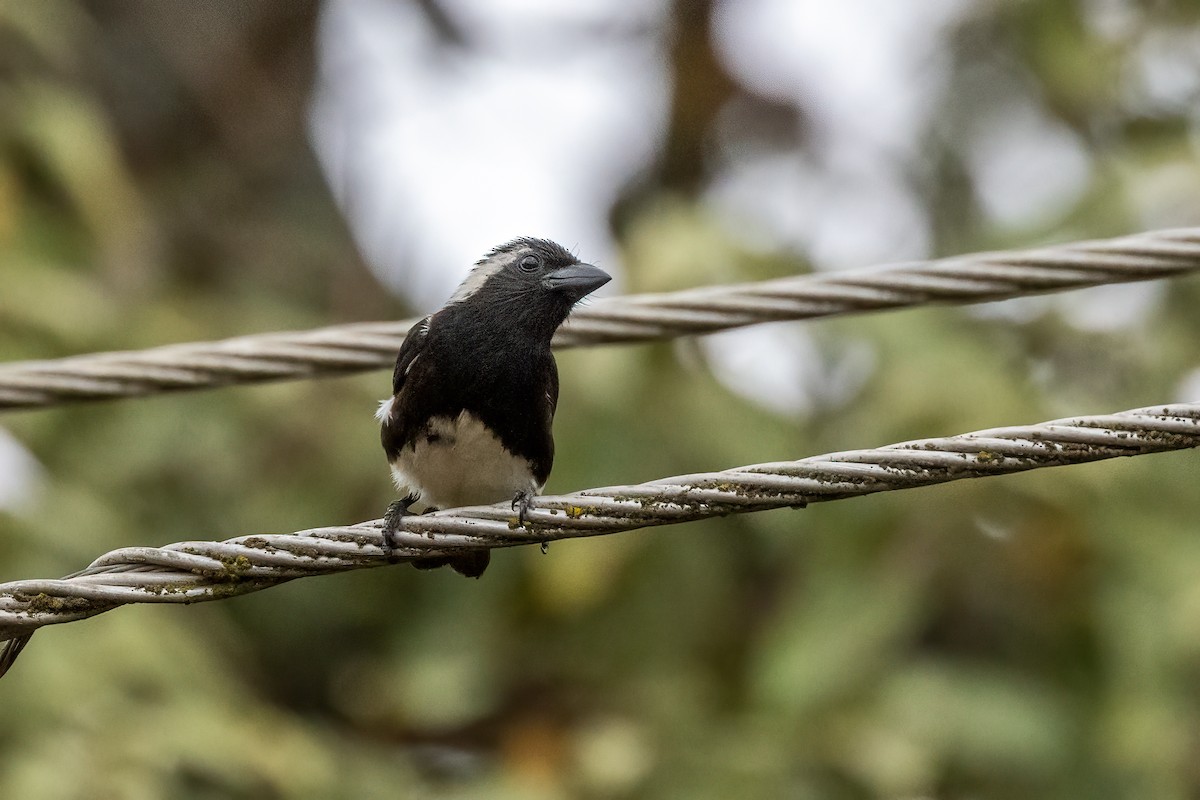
(511, 490), (534, 526)
(386, 495), (490, 577)
(511, 491), (548, 553)
(382, 494), (417, 559)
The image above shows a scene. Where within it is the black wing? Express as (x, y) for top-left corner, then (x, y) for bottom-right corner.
(531, 356), (559, 487)
(392, 316), (430, 396)
(545, 356), (559, 424)
(381, 317), (430, 461)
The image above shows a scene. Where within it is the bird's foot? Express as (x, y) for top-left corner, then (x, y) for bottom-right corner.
(511, 490), (534, 527)
(382, 494), (417, 560)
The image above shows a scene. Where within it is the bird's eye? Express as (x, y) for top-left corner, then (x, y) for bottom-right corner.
(519, 255), (541, 273)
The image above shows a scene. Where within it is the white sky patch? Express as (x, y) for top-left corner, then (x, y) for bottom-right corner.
(1123, 25), (1200, 116)
(1176, 367), (1200, 403)
(1056, 280), (1164, 332)
(703, 326), (820, 417)
(1081, 0), (1139, 42)
(965, 100), (1093, 230)
(803, 165), (932, 269)
(705, 153), (818, 254)
(0, 428), (44, 514)
(702, 325), (875, 418)
(714, 0), (967, 156)
(706, 151), (931, 269)
(309, 0), (668, 310)
(439, 0), (669, 37)
(705, 0), (972, 269)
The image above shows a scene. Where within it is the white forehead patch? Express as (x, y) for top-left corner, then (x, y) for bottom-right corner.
(447, 251), (518, 305)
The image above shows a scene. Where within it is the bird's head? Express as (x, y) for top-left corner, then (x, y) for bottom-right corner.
(447, 238), (611, 337)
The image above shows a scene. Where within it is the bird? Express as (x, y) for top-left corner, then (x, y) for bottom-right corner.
(376, 238), (611, 577)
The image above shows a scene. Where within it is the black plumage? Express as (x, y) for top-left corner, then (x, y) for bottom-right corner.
(377, 238), (610, 577)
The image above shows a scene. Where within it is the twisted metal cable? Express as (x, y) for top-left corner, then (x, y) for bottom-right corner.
(2, 400), (1197, 676)
(3, 228), (1198, 410)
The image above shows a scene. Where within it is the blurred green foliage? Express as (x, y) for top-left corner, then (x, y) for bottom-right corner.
(2, 1), (1200, 798)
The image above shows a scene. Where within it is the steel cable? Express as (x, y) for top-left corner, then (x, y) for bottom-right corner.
(2, 227), (1198, 410)
(2, 400), (1196, 675)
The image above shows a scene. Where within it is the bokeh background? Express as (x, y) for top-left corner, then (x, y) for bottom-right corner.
(2, 1), (1200, 797)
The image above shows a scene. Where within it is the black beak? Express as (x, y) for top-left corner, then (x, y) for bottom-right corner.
(541, 263), (611, 299)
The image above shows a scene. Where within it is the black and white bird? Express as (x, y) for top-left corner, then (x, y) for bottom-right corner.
(376, 238), (610, 577)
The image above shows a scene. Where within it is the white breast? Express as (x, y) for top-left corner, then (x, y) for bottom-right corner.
(389, 410), (541, 510)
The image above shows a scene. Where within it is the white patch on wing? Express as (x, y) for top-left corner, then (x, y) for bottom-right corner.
(388, 410), (540, 509)
(447, 252), (516, 305)
(375, 396), (396, 422)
